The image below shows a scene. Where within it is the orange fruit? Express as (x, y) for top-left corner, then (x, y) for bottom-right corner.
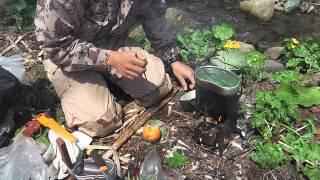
(142, 125), (161, 142)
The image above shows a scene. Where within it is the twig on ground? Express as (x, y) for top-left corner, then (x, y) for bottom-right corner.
(0, 33), (31, 55)
(21, 40), (33, 53)
(263, 170), (278, 180)
(6, 36), (21, 52)
(103, 88), (179, 159)
(115, 114), (139, 133)
(233, 148), (254, 164)
(172, 110), (197, 121)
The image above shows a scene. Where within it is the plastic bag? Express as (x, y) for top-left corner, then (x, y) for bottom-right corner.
(0, 54), (26, 83)
(140, 148), (171, 180)
(0, 137), (48, 180)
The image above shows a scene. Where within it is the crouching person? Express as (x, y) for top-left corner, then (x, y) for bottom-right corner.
(35, 0), (195, 137)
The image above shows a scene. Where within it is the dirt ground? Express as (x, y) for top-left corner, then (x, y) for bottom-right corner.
(1, 1), (320, 179)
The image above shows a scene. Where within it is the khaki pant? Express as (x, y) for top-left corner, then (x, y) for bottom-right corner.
(44, 47), (172, 137)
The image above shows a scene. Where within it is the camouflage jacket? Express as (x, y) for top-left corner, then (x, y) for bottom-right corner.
(35, 0), (176, 72)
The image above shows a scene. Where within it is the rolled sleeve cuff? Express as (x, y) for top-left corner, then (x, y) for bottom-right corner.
(93, 48), (112, 71)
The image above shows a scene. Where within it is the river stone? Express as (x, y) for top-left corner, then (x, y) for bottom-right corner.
(283, 0), (301, 13)
(0, 0), (6, 7)
(240, 0), (275, 22)
(264, 47), (284, 60)
(263, 60), (285, 72)
(239, 41), (255, 52)
(165, 7), (198, 29)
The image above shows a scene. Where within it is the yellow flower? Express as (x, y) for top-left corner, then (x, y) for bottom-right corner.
(291, 43), (297, 49)
(291, 38), (299, 45)
(223, 40), (241, 49)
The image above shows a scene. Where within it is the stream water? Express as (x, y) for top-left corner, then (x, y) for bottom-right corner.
(169, 0), (320, 49)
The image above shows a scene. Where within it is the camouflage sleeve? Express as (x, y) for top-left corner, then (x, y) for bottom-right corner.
(135, 0), (177, 51)
(35, 0), (110, 72)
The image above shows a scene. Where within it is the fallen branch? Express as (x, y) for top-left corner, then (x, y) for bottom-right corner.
(21, 40), (33, 53)
(0, 33), (31, 56)
(103, 88), (179, 158)
(6, 37), (21, 53)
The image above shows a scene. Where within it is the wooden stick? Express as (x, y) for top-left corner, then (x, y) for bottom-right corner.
(0, 33), (31, 56)
(103, 88), (179, 158)
(21, 40), (33, 53)
(6, 37), (21, 52)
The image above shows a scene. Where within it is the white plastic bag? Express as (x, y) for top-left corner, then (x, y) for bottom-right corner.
(0, 54), (26, 82)
(0, 137), (48, 180)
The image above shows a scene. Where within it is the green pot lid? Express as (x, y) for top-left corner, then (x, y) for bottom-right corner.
(196, 66), (241, 95)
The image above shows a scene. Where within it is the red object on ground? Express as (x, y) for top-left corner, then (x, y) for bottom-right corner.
(22, 119), (41, 137)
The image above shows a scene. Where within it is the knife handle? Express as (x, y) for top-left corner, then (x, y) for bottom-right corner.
(56, 138), (73, 169)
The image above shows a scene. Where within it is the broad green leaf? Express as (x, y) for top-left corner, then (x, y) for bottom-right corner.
(210, 49), (247, 70)
(148, 119), (163, 127)
(276, 84), (320, 107)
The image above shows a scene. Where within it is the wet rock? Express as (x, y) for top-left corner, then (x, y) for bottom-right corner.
(240, 0), (275, 22)
(264, 47), (284, 60)
(239, 41), (255, 52)
(263, 60), (285, 72)
(165, 7), (198, 29)
(0, 0), (6, 7)
(283, 0), (301, 13)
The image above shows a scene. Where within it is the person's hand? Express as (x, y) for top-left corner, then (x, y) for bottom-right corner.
(171, 61), (195, 90)
(108, 50), (147, 80)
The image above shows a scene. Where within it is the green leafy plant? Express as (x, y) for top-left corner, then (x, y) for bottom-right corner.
(251, 140), (288, 169)
(131, 34), (153, 52)
(177, 24), (235, 64)
(177, 27), (216, 63)
(250, 39), (320, 179)
(4, 0), (35, 29)
(245, 51), (267, 81)
(211, 23), (235, 42)
(166, 150), (189, 169)
(210, 49), (247, 70)
(280, 132), (320, 180)
(246, 51), (265, 69)
(283, 38), (320, 73)
(251, 90), (300, 139)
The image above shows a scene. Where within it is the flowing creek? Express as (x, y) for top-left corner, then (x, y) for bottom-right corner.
(168, 0), (320, 49)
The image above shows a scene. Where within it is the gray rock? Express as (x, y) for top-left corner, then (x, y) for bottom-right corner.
(0, 0), (6, 7)
(165, 7), (198, 30)
(240, 0), (275, 22)
(239, 41), (255, 52)
(264, 47), (284, 60)
(283, 0), (301, 13)
(263, 60), (285, 72)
